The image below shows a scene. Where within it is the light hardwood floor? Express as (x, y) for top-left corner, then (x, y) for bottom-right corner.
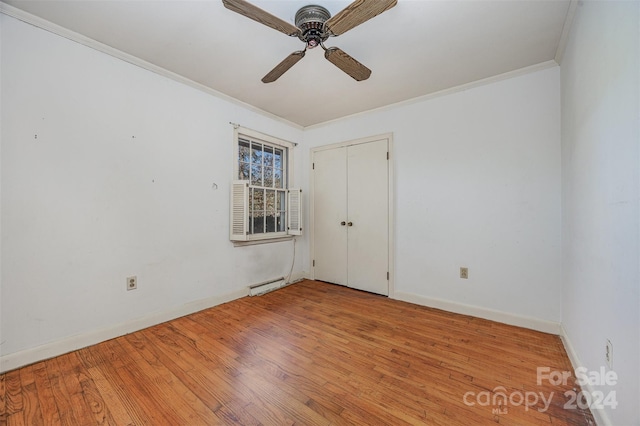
(1, 280), (595, 425)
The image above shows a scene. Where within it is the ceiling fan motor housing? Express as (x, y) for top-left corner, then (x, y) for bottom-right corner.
(295, 5), (331, 48)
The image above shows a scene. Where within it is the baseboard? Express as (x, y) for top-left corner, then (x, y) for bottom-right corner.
(559, 325), (611, 426)
(288, 270), (308, 283)
(0, 287), (248, 373)
(393, 291), (562, 334)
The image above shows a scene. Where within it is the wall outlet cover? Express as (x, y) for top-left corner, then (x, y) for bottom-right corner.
(460, 267), (469, 279)
(127, 276), (137, 291)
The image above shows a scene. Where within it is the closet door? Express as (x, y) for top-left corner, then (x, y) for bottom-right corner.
(347, 139), (389, 295)
(313, 147), (348, 286)
(313, 137), (390, 296)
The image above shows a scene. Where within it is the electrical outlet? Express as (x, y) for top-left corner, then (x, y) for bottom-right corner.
(605, 339), (613, 368)
(127, 276), (137, 291)
(460, 267), (469, 279)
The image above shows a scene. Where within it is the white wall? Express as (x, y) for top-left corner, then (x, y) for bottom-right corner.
(5, 9), (638, 425)
(303, 67), (562, 329)
(560, 1), (640, 425)
(0, 15), (304, 369)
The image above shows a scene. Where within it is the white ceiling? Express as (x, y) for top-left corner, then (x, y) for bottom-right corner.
(2, 0), (571, 127)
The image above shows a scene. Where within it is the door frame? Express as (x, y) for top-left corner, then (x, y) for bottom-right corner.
(309, 133), (395, 297)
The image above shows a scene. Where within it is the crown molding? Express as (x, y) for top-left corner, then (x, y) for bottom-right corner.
(0, 2), (304, 130)
(305, 60), (559, 130)
(554, 0), (579, 64)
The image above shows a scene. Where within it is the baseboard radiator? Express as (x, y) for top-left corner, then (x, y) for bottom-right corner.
(248, 277), (286, 296)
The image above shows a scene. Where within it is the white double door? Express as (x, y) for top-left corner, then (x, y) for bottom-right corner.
(313, 137), (389, 296)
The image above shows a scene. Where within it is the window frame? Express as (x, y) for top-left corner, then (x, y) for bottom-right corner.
(232, 126), (296, 242)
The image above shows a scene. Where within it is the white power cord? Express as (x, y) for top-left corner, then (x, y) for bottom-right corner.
(285, 238), (296, 284)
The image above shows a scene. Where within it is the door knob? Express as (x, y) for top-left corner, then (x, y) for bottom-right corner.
(340, 221), (346, 226)
(347, 222), (353, 226)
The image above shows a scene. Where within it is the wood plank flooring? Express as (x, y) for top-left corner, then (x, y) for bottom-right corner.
(1, 280), (595, 425)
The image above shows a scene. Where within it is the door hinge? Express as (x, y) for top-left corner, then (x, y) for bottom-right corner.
(386, 152), (389, 160)
(313, 260), (315, 267)
(387, 271), (389, 280)
(313, 163), (315, 170)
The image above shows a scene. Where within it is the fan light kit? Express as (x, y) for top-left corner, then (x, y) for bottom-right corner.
(222, 0), (397, 83)
(295, 5), (330, 49)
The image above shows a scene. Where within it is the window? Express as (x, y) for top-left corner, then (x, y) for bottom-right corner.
(230, 127), (301, 242)
(239, 137), (287, 234)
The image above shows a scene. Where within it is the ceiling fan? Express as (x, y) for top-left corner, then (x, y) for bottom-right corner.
(222, 0), (397, 83)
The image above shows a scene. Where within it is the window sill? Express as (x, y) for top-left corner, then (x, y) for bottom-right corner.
(232, 235), (294, 247)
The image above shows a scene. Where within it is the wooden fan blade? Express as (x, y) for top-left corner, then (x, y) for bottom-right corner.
(324, 0), (397, 36)
(222, 0), (300, 37)
(324, 47), (371, 81)
(262, 51), (306, 83)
